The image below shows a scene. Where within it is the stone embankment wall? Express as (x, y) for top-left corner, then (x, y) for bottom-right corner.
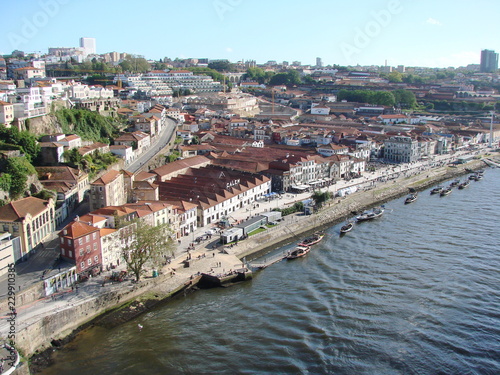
(16, 271), (192, 357)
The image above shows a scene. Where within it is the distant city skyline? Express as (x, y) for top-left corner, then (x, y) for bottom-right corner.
(2, 0), (500, 69)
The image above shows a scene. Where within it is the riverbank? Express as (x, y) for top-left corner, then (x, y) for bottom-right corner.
(232, 158), (490, 261)
(24, 155), (495, 374)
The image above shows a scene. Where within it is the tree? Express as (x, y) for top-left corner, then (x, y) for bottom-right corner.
(5, 157), (36, 199)
(121, 220), (176, 282)
(393, 89), (417, 109)
(312, 190), (332, 208)
(387, 71), (403, 83)
(119, 55), (151, 73)
(208, 60), (234, 72)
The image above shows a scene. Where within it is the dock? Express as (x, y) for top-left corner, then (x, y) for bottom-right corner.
(248, 251), (288, 270)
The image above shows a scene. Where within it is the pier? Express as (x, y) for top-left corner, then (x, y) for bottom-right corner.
(248, 251), (288, 270)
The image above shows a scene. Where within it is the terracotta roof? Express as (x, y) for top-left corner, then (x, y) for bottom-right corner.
(152, 155), (211, 178)
(379, 114), (408, 119)
(0, 197), (51, 222)
(79, 214), (107, 225)
(59, 220), (99, 239)
(99, 228), (117, 237)
(92, 169), (122, 186)
(134, 171), (156, 181)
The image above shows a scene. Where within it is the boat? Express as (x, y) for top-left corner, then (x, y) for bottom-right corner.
(458, 180), (470, 189)
(299, 232), (324, 246)
(404, 193), (418, 204)
(356, 207), (385, 222)
(340, 221), (354, 234)
(440, 187), (452, 196)
(430, 186), (443, 195)
(286, 245), (310, 259)
(449, 179), (460, 187)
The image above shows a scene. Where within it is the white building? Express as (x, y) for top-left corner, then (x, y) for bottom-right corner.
(80, 37), (96, 56)
(384, 135), (420, 163)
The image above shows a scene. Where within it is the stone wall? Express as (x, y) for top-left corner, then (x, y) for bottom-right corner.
(16, 271), (192, 357)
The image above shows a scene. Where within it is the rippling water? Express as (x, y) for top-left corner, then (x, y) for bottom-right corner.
(43, 169), (500, 375)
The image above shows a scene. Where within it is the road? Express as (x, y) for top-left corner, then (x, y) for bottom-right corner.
(127, 118), (178, 173)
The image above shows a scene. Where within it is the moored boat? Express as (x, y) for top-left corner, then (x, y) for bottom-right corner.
(356, 207), (385, 222)
(299, 232), (324, 246)
(449, 179), (460, 187)
(340, 221), (354, 234)
(458, 180), (470, 189)
(404, 193), (418, 204)
(430, 186), (443, 195)
(286, 245), (310, 259)
(440, 187), (452, 196)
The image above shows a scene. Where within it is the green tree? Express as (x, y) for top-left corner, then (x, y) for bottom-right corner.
(393, 89), (417, 109)
(372, 91), (396, 106)
(119, 55), (151, 73)
(311, 190), (332, 208)
(5, 157), (36, 199)
(121, 220), (176, 282)
(208, 60), (234, 72)
(387, 71), (403, 83)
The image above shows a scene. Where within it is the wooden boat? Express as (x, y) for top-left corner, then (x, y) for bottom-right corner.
(458, 180), (470, 189)
(440, 187), (452, 196)
(356, 207), (384, 222)
(404, 193), (418, 204)
(340, 221), (354, 234)
(449, 179), (460, 187)
(299, 232), (324, 246)
(286, 245), (310, 259)
(430, 186), (443, 195)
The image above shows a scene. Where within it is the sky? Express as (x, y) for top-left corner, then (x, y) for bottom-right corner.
(2, 0), (500, 68)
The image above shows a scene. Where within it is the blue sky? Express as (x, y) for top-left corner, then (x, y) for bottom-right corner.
(2, 0), (499, 68)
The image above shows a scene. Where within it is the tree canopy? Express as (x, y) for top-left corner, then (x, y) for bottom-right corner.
(207, 60), (235, 72)
(119, 55), (151, 73)
(121, 220), (176, 282)
(337, 89), (396, 106)
(55, 108), (122, 143)
(0, 125), (40, 162)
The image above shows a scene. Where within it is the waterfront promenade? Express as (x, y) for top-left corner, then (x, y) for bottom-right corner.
(0, 148), (496, 365)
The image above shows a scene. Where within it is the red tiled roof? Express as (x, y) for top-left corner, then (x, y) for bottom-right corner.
(59, 220), (99, 239)
(0, 197), (51, 222)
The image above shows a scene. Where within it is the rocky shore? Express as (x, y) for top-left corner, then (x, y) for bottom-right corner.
(25, 156), (494, 374)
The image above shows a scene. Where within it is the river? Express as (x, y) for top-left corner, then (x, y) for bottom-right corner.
(42, 168), (500, 375)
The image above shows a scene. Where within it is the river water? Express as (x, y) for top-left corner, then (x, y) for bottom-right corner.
(43, 168), (500, 375)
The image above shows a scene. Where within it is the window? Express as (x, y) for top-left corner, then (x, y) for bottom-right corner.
(88, 259), (92, 266)
(86, 245), (90, 253)
(94, 256), (98, 262)
(69, 250), (73, 258)
(81, 262), (85, 269)
(93, 232), (97, 240)
(93, 243), (97, 250)
(86, 235), (90, 243)
(79, 238), (83, 245)
(79, 249), (84, 257)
